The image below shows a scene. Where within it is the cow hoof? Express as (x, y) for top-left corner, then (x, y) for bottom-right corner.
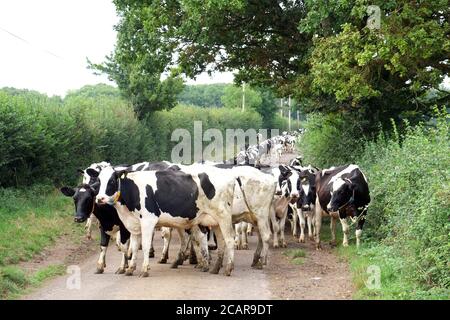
(125, 267), (135, 276)
(115, 268), (126, 274)
(139, 271), (149, 278)
(158, 258), (167, 264)
(95, 268), (104, 274)
(329, 240), (337, 247)
(281, 242), (287, 248)
(224, 264), (234, 276)
(209, 265), (221, 274)
(243, 244), (249, 250)
(273, 243), (279, 249)
(342, 242), (349, 247)
(201, 265), (209, 272)
(252, 261), (263, 270)
(316, 245), (322, 251)
(149, 250), (155, 258)
(170, 262), (179, 269)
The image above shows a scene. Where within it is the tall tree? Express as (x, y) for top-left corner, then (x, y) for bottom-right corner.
(96, 0), (449, 126)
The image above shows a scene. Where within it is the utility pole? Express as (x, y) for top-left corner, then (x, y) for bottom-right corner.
(280, 98), (283, 117)
(288, 95), (291, 131)
(242, 82), (245, 112)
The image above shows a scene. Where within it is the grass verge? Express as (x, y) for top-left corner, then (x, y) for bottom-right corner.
(0, 185), (82, 299)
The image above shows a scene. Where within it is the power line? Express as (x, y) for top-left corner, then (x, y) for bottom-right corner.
(0, 25), (64, 60)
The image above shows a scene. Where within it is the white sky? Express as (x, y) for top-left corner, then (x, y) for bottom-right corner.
(0, 0), (233, 97)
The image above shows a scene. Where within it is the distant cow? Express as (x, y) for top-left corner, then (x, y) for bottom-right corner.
(314, 164), (370, 249)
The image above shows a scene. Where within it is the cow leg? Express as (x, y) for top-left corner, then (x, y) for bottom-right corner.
(246, 223), (253, 236)
(242, 223), (248, 250)
(330, 216), (338, 246)
(149, 229), (155, 258)
(307, 210), (315, 240)
(234, 224), (240, 250)
(298, 208), (306, 243)
(314, 197), (323, 250)
(116, 228), (130, 274)
(252, 231), (263, 268)
(279, 214), (288, 248)
(218, 219), (235, 276)
(210, 226), (225, 274)
(208, 229), (217, 250)
(139, 216), (158, 277)
(191, 226), (209, 272)
(171, 228), (187, 268)
(268, 206), (280, 248)
(292, 206), (299, 237)
(125, 234), (140, 276)
(85, 214), (98, 240)
(252, 214), (271, 268)
(340, 217), (350, 247)
(356, 214), (366, 248)
(95, 227), (110, 274)
(159, 227), (172, 264)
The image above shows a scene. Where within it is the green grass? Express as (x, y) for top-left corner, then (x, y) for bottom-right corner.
(283, 248), (307, 266)
(0, 185), (83, 299)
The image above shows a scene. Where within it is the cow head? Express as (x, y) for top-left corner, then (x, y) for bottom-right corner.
(327, 177), (355, 212)
(89, 166), (129, 205)
(79, 162), (111, 185)
(277, 165), (300, 199)
(297, 171), (316, 211)
(60, 183), (99, 223)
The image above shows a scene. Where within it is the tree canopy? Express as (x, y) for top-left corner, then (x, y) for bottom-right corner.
(93, 0), (449, 127)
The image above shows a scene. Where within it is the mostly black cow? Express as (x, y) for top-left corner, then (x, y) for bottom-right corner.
(60, 183), (131, 274)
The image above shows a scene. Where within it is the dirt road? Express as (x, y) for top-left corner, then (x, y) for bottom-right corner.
(23, 153), (353, 300)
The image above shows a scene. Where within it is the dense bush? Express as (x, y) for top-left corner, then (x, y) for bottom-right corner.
(300, 110), (450, 298)
(299, 112), (368, 168)
(0, 86), (275, 187)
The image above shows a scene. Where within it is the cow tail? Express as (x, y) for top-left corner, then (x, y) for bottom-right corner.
(236, 177), (255, 216)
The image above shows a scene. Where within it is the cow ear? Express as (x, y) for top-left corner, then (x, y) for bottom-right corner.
(114, 166), (131, 178)
(60, 187), (75, 197)
(77, 169), (84, 175)
(279, 165), (290, 177)
(86, 168), (99, 178)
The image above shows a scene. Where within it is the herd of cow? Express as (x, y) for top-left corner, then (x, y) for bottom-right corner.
(60, 131), (370, 278)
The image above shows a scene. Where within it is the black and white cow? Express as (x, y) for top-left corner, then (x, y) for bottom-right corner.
(60, 183), (131, 274)
(78, 161), (111, 239)
(314, 164), (370, 249)
(294, 168), (317, 243)
(267, 165), (302, 248)
(90, 164), (236, 277)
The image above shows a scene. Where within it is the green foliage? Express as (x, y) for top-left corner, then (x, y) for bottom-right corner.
(221, 85), (262, 110)
(144, 104), (263, 162)
(0, 85), (151, 187)
(178, 84), (229, 107)
(299, 112), (368, 168)
(101, 0), (449, 134)
(301, 110), (450, 298)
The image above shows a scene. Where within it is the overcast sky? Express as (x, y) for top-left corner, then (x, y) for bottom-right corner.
(0, 0), (233, 97)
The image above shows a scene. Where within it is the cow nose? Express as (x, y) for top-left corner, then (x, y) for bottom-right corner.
(292, 192), (299, 198)
(74, 217), (84, 223)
